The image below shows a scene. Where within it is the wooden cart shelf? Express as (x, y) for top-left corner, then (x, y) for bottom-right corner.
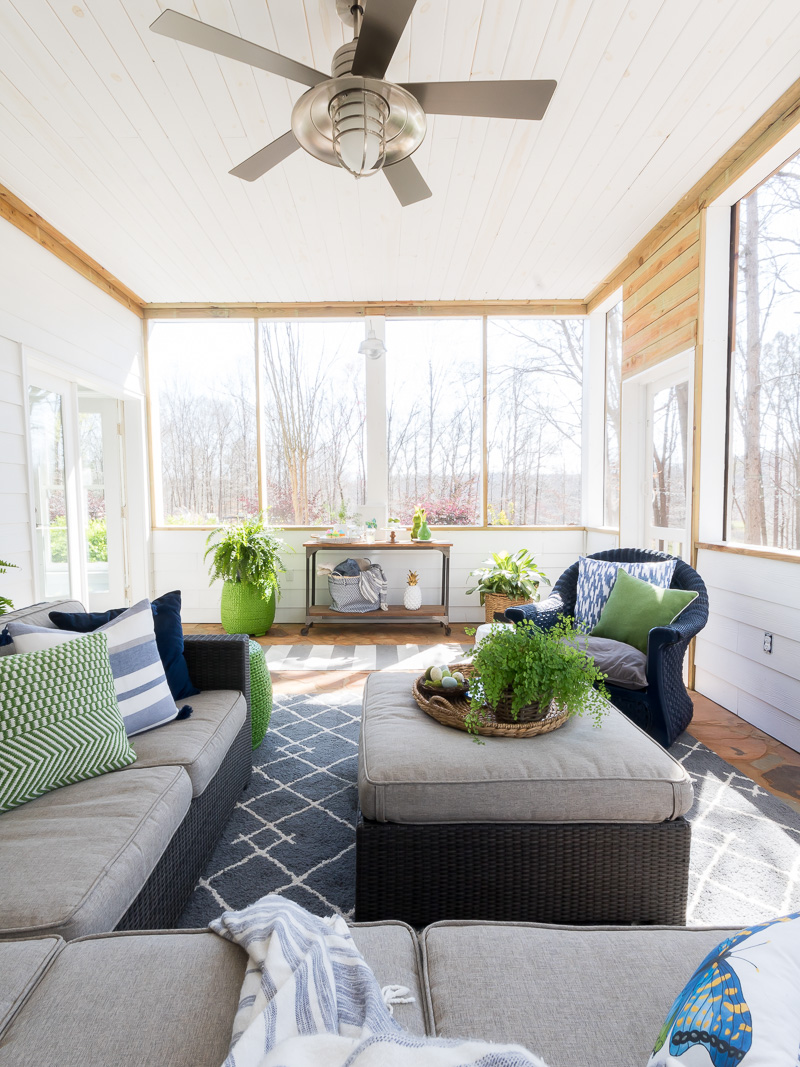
(301, 540), (452, 636)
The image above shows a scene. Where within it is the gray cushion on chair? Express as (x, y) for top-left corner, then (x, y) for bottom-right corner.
(421, 921), (738, 1067)
(359, 673), (693, 824)
(571, 635), (648, 689)
(0, 767), (191, 940)
(0, 937), (63, 1038)
(0, 930), (246, 1067)
(123, 690), (246, 797)
(350, 921), (427, 1035)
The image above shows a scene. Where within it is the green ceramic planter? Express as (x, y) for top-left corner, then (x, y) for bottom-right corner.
(220, 581), (276, 637)
(248, 639), (273, 748)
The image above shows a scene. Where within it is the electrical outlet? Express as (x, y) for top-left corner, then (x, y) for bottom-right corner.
(763, 632), (773, 654)
(283, 571), (294, 583)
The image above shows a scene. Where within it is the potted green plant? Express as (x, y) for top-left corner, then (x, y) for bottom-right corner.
(465, 620), (609, 738)
(466, 549), (548, 623)
(205, 516), (287, 637)
(0, 559), (16, 616)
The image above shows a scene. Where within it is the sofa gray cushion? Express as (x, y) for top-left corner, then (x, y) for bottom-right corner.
(0, 600), (84, 654)
(124, 690), (246, 797)
(422, 921), (738, 1067)
(359, 673), (693, 824)
(350, 920), (427, 1035)
(0, 930), (246, 1067)
(0, 937), (63, 1039)
(0, 767), (191, 940)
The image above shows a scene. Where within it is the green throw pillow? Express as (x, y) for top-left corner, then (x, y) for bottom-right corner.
(590, 566), (698, 654)
(0, 631), (136, 813)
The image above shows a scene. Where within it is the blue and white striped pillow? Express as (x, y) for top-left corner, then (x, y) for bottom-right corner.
(7, 600), (188, 736)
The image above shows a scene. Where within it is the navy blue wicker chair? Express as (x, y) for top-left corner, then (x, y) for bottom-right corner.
(504, 548), (709, 749)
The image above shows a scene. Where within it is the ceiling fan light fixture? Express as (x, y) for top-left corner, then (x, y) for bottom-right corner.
(330, 88), (389, 177)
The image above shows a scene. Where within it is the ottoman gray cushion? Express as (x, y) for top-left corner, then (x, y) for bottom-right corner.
(421, 921), (737, 1067)
(0, 767), (192, 940)
(358, 672), (693, 824)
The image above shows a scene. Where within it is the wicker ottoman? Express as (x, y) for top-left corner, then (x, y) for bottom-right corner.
(356, 673), (694, 927)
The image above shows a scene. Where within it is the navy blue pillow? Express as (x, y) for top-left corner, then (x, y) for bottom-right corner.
(50, 590), (200, 701)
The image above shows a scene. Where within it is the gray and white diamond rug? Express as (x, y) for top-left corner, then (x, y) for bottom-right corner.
(178, 692), (800, 929)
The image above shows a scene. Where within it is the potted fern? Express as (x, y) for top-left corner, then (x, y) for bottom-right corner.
(466, 620), (609, 736)
(205, 516), (287, 637)
(0, 559), (16, 616)
(466, 549), (547, 623)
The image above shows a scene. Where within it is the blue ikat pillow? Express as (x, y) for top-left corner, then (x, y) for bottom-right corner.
(574, 556), (677, 633)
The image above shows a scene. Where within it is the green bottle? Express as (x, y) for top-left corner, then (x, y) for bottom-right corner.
(417, 518), (432, 541)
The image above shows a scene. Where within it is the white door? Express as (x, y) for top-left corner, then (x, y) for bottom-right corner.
(27, 370), (129, 608)
(644, 367), (693, 558)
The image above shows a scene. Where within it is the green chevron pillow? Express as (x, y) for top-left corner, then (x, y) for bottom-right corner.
(0, 631), (136, 813)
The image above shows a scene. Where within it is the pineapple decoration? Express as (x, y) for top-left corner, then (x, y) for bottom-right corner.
(404, 570), (422, 611)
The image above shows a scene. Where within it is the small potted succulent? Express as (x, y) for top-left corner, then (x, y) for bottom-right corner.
(466, 549), (548, 623)
(465, 620), (609, 737)
(205, 515), (287, 637)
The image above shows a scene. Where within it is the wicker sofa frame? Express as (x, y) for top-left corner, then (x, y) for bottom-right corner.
(506, 548), (710, 749)
(117, 634), (251, 930)
(355, 815), (690, 927)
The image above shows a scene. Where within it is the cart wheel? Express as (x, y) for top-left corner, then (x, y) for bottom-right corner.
(444, 625), (451, 636)
(300, 624), (311, 636)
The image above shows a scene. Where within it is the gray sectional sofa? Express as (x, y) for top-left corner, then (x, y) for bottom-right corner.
(0, 600), (251, 940)
(0, 919), (736, 1066)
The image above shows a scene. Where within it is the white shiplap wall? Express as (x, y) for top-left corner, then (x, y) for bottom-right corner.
(694, 548), (800, 752)
(0, 217), (144, 609)
(152, 527), (585, 625)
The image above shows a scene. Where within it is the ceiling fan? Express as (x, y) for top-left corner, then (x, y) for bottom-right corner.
(150, 1), (556, 206)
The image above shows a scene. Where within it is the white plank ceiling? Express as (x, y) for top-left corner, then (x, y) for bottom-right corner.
(1, 0), (799, 303)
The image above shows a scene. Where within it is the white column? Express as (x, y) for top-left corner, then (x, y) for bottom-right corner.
(363, 315), (388, 528)
(582, 310), (607, 530)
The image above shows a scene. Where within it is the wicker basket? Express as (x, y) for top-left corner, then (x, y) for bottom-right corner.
(482, 592), (531, 624)
(492, 692), (550, 723)
(412, 663), (569, 739)
(220, 581), (276, 637)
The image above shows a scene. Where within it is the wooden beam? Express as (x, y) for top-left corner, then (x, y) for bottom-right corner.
(586, 73), (800, 304)
(143, 300), (588, 319)
(621, 319), (696, 377)
(0, 183), (145, 317)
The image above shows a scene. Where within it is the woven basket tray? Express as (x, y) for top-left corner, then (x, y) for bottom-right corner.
(412, 663), (570, 739)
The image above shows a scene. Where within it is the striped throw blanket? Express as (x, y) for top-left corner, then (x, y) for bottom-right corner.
(210, 896), (548, 1067)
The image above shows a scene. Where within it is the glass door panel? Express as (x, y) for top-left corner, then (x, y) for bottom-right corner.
(646, 376), (691, 558)
(78, 392), (127, 610)
(28, 385), (72, 599)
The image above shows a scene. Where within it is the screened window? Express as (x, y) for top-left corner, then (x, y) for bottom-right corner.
(486, 318), (583, 525)
(604, 301), (622, 527)
(728, 154), (800, 549)
(149, 321), (258, 525)
(386, 319), (482, 524)
(260, 320), (365, 525)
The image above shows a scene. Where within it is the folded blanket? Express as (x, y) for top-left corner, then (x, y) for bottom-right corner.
(210, 895), (548, 1067)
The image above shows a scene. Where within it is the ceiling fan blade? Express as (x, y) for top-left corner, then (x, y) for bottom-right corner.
(350, 0), (417, 79)
(150, 9), (327, 88)
(402, 80), (557, 120)
(383, 156), (431, 207)
(230, 131), (299, 181)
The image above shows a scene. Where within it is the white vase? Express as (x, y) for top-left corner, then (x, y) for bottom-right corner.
(404, 583), (422, 610)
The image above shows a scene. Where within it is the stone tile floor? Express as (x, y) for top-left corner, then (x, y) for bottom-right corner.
(185, 622), (800, 815)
